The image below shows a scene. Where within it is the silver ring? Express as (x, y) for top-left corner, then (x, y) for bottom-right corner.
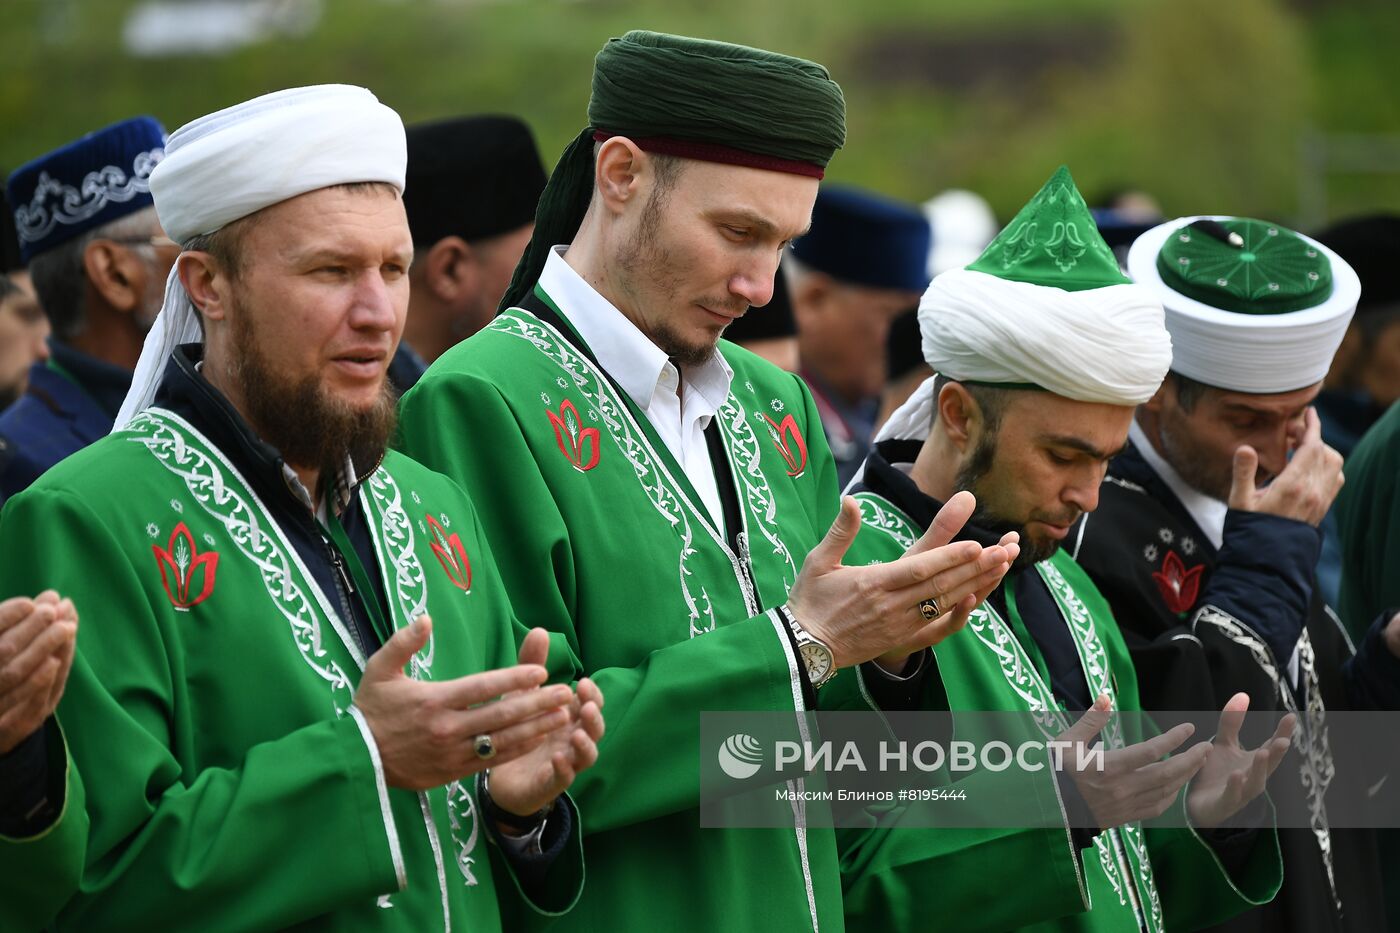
(473, 733), (496, 760)
(917, 597), (942, 621)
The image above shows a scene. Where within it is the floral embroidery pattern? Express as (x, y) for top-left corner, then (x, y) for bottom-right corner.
(425, 514), (472, 593)
(1152, 550), (1204, 615)
(761, 413), (808, 478)
(547, 398), (601, 472)
(152, 522), (219, 610)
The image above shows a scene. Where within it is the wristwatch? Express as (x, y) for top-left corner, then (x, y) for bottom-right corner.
(777, 603), (836, 688)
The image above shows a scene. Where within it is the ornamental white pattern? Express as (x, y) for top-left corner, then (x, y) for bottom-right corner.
(717, 396), (797, 589)
(362, 471), (434, 678)
(490, 310), (737, 635)
(13, 148), (164, 246)
(1194, 606), (1341, 912)
(854, 493), (918, 551)
(125, 410), (356, 714)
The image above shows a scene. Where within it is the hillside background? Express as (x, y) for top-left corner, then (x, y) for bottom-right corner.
(3, 0), (1397, 229)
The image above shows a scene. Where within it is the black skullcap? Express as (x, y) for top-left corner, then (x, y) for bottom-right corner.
(0, 182), (21, 273)
(404, 115), (547, 246)
(1314, 213), (1400, 312)
(724, 262), (796, 343)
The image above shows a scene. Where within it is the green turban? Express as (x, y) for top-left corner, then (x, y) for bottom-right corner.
(500, 30), (847, 311)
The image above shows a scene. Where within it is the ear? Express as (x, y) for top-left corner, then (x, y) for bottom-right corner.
(82, 240), (145, 314)
(593, 137), (647, 216)
(936, 381), (978, 454)
(419, 236), (475, 303)
(178, 251), (229, 325)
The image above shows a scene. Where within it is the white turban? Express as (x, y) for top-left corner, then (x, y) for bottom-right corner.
(919, 268), (1172, 406)
(1127, 216), (1360, 394)
(843, 268), (1172, 492)
(114, 84), (407, 429)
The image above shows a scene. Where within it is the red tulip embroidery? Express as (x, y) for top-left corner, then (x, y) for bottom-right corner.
(152, 522), (219, 611)
(762, 413), (808, 478)
(1152, 549), (1204, 615)
(548, 399), (600, 472)
(426, 514), (472, 593)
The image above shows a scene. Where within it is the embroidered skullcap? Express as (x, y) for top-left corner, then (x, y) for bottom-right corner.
(919, 165), (1171, 406)
(5, 117), (166, 264)
(115, 85), (406, 430)
(790, 185), (930, 292)
(1128, 216), (1359, 393)
(404, 115), (547, 246)
(501, 29), (847, 311)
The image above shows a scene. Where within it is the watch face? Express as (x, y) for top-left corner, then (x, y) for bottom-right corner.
(800, 642), (833, 683)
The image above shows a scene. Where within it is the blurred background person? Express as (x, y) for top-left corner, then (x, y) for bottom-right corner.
(0, 187), (49, 415)
(788, 185), (929, 484)
(1310, 214), (1400, 608)
(0, 117), (174, 500)
(1313, 214), (1400, 455)
(922, 187), (998, 279)
(718, 261), (799, 372)
(391, 114), (548, 392)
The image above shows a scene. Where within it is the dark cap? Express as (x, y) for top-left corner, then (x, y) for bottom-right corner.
(1313, 213), (1400, 312)
(404, 114), (548, 246)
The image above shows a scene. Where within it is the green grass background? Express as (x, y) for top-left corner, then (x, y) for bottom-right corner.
(2, 0), (1396, 228)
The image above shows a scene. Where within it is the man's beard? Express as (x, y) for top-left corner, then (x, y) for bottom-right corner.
(1157, 416), (1237, 502)
(228, 302), (398, 483)
(616, 190), (739, 368)
(955, 433), (1081, 570)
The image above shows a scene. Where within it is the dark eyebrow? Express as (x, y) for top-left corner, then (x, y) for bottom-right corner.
(1220, 401), (1301, 419)
(713, 209), (809, 241)
(1039, 433), (1127, 461)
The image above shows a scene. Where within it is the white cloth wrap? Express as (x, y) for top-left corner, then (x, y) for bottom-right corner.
(1127, 216), (1360, 394)
(843, 270), (1172, 492)
(114, 85), (407, 430)
(918, 268), (1172, 406)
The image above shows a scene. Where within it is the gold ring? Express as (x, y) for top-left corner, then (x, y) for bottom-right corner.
(473, 733), (496, 760)
(918, 597), (941, 621)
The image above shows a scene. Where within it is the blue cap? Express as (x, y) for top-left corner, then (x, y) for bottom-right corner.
(6, 116), (166, 263)
(790, 185), (931, 292)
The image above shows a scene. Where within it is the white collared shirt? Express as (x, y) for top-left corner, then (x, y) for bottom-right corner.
(1128, 419), (1228, 551)
(538, 247), (734, 528)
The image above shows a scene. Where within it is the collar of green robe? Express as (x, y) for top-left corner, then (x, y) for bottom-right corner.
(500, 29), (847, 312)
(966, 164), (1130, 292)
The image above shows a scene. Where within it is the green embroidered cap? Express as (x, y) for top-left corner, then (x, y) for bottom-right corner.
(1155, 218), (1332, 315)
(966, 165), (1130, 292)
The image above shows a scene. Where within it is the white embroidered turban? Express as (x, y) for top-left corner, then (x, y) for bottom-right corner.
(114, 84), (406, 429)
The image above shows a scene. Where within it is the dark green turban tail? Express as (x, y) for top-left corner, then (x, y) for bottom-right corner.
(499, 30), (847, 311)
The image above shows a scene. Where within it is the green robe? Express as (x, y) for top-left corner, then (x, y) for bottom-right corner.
(398, 286), (846, 931)
(0, 720), (88, 932)
(830, 490), (1281, 932)
(1334, 397), (1400, 930)
(0, 406), (583, 931)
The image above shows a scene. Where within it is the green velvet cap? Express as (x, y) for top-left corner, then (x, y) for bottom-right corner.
(500, 30), (846, 311)
(966, 165), (1130, 292)
(1155, 217), (1332, 314)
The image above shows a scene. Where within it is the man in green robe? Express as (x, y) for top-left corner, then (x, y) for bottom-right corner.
(0, 592), (84, 932)
(0, 85), (606, 930)
(831, 167), (1291, 932)
(398, 30), (1018, 932)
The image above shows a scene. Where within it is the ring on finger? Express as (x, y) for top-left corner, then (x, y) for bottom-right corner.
(473, 733), (497, 760)
(917, 596), (942, 621)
